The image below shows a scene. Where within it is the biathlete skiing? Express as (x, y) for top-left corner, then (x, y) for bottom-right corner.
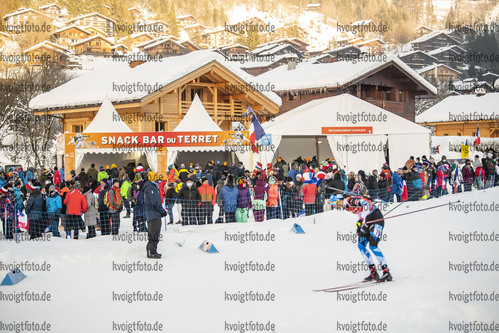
(333, 194), (392, 283)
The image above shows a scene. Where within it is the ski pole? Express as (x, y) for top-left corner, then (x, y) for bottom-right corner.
(363, 200), (461, 225)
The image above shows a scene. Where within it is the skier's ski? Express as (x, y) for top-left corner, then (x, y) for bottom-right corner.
(322, 281), (381, 293)
(313, 281), (372, 292)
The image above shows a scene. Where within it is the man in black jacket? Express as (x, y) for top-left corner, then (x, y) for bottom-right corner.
(177, 177), (201, 226)
(144, 177), (167, 259)
(482, 153), (496, 189)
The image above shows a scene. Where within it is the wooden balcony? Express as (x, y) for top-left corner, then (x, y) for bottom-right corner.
(180, 100), (246, 118)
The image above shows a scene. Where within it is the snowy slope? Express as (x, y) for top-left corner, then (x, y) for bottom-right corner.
(1, 188), (499, 332)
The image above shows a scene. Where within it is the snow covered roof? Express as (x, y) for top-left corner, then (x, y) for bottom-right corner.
(29, 50), (282, 110)
(143, 37), (183, 50)
(263, 93), (430, 135)
(220, 43), (250, 50)
(39, 3), (62, 10)
(416, 93), (499, 123)
(23, 41), (68, 55)
(239, 53), (297, 69)
(416, 63), (461, 75)
(66, 12), (116, 23)
(410, 31), (460, 45)
(174, 94), (222, 132)
(52, 25), (91, 35)
(130, 32), (154, 39)
(326, 45), (361, 53)
(257, 56), (437, 94)
(71, 35), (114, 47)
(428, 46), (461, 56)
(3, 8), (52, 19)
(83, 95), (132, 133)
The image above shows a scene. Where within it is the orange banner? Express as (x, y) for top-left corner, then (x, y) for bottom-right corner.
(321, 127), (373, 134)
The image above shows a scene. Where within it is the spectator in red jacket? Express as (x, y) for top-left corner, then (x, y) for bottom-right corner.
(63, 182), (87, 240)
(53, 166), (61, 187)
(475, 164), (486, 190)
(302, 173), (317, 216)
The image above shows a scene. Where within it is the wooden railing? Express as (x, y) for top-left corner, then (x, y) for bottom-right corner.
(180, 101), (246, 117)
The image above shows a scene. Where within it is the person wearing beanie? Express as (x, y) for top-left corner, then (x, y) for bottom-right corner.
(167, 164), (179, 183)
(177, 177), (201, 226)
(482, 152), (496, 189)
(236, 178), (251, 223)
(53, 166), (61, 187)
(178, 164), (189, 183)
(46, 185), (62, 237)
(78, 168), (89, 187)
(252, 177), (267, 222)
(197, 177), (216, 225)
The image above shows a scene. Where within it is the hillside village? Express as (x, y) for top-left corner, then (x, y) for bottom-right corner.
(0, 2), (497, 95)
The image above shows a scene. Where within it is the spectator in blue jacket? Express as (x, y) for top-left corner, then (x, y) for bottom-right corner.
(392, 168), (404, 202)
(288, 165), (299, 183)
(13, 179), (25, 211)
(46, 185), (62, 237)
(218, 175), (238, 223)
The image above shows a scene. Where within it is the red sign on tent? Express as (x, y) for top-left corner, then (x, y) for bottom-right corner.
(321, 127), (373, 134)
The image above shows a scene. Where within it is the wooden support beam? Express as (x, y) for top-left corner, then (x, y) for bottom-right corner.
(213, 86), (218, 121)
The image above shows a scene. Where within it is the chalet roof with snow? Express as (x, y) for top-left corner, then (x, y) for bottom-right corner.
(71, 35), (114, 47)
(52, 25), (92, 35)
(3, 8), (52, 20)
(257, 56), (437, 94)
(39, 3), (62, 10)
(410, 31), (460, 46)
(66, 12), (116, 24)
(416, 93), (499, 123)
(23, 41), (69, 55)
(416, 63), (462, 75)
(29, 50), (282, 110)
(143, 37), (184, 50)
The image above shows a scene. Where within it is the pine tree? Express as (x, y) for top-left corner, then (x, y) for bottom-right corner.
(167, 1), (179, 37)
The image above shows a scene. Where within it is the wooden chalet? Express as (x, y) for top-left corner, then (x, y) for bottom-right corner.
(416, 64), (461, 84)
(411, 31), (461, 52)
(219, 44), (250, 56)
(428, 45), (466, 64)
(3, 8), (53, 28)
(66, 13), (115, 36)
(143, 38), (190, 57)
(181, 40), (200, 52)
(201, 28), (239, 48)
(111, 44), (128, 53)
(39, 4), (64, 18)
(483, 72), (499, 86)
(176, 15), (196, 27)
(257, 57), (437, 121)
(417, 93), (499, 137)
(23, 41), (69, 67)
(72, 35), (114, 57)
(398, 50), (440, 70)
(50, 25), (91, 48)
(240, 54), (299, 76)
(412, 25), (434, 38)
(29, 51), (281, 134)
(356, 39), (385, 55)
(82, 25), (108, 38)
(325, 45), (361, 60)
(126, 32), (155, 47)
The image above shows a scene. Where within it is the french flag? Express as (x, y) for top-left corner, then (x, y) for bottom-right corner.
(473, 125), (481, 146)
(248, 106), (266, 154)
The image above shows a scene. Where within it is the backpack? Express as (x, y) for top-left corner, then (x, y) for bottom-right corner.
(413, 178), (423, 189)
(105, 188), (122, 210)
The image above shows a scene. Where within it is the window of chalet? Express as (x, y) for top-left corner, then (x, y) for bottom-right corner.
(398, 90), (407, 103)
(191, 88), (202, 101)
(73, 125), (83, 133)
(155, 121), (168, 132)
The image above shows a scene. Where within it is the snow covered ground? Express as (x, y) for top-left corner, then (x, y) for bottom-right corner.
(1, 187), (499, 332)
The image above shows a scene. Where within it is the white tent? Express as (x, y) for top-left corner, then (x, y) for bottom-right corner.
(167, 94), (250, 169)
(75, 96), (158, 171)
(261, 94), (431, 172)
